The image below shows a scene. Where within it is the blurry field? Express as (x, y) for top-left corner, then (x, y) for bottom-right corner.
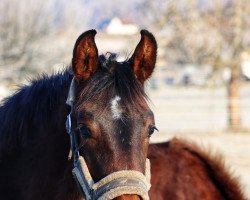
(148, 85), (250, 198)
(148, 84), (250, 132)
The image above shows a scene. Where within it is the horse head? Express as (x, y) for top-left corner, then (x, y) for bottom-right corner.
(67, 29), (157, 200)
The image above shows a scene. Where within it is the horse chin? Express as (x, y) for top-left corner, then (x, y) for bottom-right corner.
(114, 194), (142, 200)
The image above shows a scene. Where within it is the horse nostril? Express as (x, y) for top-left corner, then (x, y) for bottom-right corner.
(114, 194), (141, 200)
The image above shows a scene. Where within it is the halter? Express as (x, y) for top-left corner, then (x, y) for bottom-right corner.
(66, 78), (151, 200)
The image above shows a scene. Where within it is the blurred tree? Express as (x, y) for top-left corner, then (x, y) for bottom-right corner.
(141, 0), (250, 131)
(0, 0), (56, 81)
(0, 0), (90, 83)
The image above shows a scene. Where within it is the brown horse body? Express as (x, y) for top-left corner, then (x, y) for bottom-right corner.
(149, 138), (247, 200)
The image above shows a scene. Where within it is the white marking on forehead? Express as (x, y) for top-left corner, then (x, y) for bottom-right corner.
(110, 95), (122, 119)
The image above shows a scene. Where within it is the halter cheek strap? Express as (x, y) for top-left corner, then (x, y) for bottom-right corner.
(66, 77), (76, 107)
(66, 78), (151, 200)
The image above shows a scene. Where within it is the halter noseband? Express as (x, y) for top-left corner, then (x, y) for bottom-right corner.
(66, 78), (151, 200)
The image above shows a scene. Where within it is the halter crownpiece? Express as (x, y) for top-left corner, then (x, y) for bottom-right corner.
(66, 77), (76, 107)
(66, 78), (151, 200)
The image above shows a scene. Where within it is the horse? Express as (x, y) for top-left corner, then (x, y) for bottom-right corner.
(0, 29), (157, 200)
(0, 29), (247, 200)
(148, 138), (247, 200)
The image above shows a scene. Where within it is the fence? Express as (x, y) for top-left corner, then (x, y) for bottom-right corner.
(148, 84), (250, 133)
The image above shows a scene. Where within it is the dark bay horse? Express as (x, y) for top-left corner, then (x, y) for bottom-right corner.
(0, 30), (157, 200)
(149, 138), (247, 200)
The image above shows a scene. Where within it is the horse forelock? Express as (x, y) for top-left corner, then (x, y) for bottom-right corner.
(75, 53), (149, 114)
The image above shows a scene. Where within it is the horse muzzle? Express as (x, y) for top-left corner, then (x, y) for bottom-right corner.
(72, 156), (151, 200)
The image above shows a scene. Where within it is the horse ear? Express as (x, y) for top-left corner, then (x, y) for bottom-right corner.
(72, 30), (99, 81)
(131, 30), (157, 84)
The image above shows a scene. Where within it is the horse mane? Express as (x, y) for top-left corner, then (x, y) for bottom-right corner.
(149, 138), (247, 200)
(0, 70), (72, 159)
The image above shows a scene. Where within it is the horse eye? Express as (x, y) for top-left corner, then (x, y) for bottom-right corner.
(76, 125), (91, 139)
(148, 126), (158, 137)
